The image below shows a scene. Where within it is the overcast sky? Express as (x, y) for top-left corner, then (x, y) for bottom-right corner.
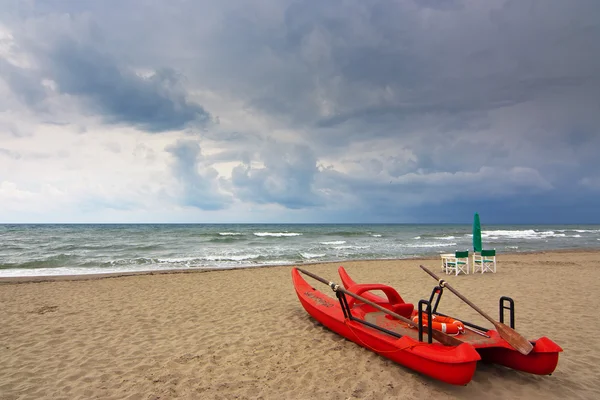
(1, 0), (599, 223)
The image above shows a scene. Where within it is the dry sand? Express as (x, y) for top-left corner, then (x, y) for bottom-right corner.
(1, 250), (600, 400)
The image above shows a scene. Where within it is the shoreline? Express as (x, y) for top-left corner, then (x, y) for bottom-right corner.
(2, 247), (599, 285)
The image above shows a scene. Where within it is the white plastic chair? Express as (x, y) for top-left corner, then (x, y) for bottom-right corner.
(444, 251), (469, 275)
(473, 249), (496, 273)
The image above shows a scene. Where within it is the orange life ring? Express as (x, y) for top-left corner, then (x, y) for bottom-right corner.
(411, 313), (465, 335)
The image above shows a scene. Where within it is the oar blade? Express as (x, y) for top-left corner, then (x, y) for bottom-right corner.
(495, 322), (534, 355)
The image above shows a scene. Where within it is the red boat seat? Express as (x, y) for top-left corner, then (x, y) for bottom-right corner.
(338, 267), (415, 318)
(390, 303), (415, 319)
(345, 283), (414, 317)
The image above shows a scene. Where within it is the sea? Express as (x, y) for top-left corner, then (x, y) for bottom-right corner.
(1, 224), (599, 277)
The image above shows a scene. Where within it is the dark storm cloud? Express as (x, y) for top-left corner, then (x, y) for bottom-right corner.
(47, 41), (211, 132)
(182, 0), (600, 133)
(2, 0), (600, 221)
(1, 12), (211, 132)
(415, 0), (464, 11)
(166, 140), (231, 210)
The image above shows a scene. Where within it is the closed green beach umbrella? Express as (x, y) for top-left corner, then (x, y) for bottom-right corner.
(473, 212), (482, 253)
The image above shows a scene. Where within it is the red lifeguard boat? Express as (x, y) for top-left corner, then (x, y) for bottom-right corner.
(292, 266), (562, 385)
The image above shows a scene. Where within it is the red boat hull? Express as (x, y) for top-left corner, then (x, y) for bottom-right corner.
(293, 268), (480, 385)
(478, 337), (561, 375)
(337, 266), (562, 376)
(293, 267), (563, 385)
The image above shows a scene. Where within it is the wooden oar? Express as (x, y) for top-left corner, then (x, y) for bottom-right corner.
(419, 265), (533, 355)
(296, 268), (463, 347)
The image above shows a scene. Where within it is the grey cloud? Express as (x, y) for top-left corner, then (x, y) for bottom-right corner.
(414, 0), (463, 11)
(322, 165), (552, 202)
(2, 1), (600, 222)
(103, 142), (121, 154)
(9, 1), (597, 134)
(48, 41), (211, 132)
(580, 177), (600, 190)
(205, 149), (253, 165)
(0, 59), (47, 107)
(1, 12), (212, 133)
(0, 119), (28, 137)
(197, 0), (599, 130)
(305, 164), (557, 222)
(230, 142), (323, 209)
(0, 148), (21, 159)
(166, 140), (231, 210)
(132, 143), (156, 162)
(172, 0), (600, 204)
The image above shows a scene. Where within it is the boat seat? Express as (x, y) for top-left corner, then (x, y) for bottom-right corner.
(389, 303), (415, 319)
(345, 283), (414, 317)
(345, 283), (403, 306)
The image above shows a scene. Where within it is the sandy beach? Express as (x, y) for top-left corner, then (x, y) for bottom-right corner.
(1, 250), (600, 400)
